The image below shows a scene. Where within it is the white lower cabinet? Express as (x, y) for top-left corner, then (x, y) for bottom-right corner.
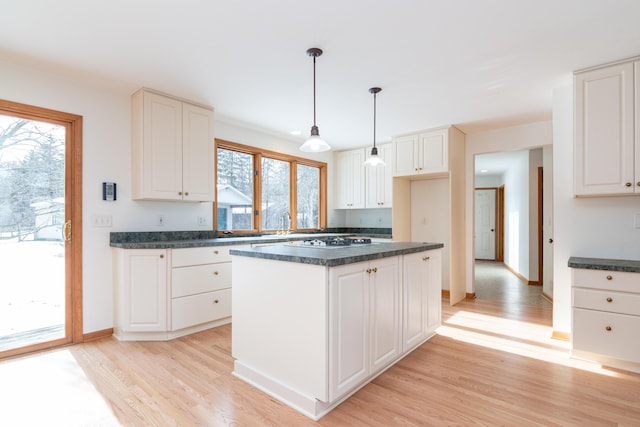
(113, 249), (168, 335)
(402, 249), (442, 351)
(329, 256), (401, 401)
(571, 267), (640, 372)
(113, 245), (245, 341)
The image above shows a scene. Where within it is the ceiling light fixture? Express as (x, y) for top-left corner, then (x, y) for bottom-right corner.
(364, 87), (385, 167)
(299, 48), (331, 153)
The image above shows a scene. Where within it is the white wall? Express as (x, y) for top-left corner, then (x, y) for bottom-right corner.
(503, 150), (530, 278)
(552, 84), (640, 334)
(0, 58), (338, 334)
(344, 208), (392, 228)
(475, 174), (503, 188)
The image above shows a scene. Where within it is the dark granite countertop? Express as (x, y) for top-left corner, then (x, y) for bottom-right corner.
(229, 242), (444, 267)
(110, 228), (392, 249)
(568, 256), (640, 273)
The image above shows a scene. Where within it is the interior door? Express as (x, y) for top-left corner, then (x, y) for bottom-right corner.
(474, 189), (496, 260)
(0, 100), (82, 358)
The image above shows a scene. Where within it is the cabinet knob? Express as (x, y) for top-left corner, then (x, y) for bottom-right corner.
(625, 182), (632, 187)
(213, 250), (219, 255)
(178, 191), (183, 195)
(213, 271), (219, 275)
(637, 182), (640, 187)
(185, 192), (189, 196)
(366, 268), (372, 274)
(606, 297), (613, 303)
(422, 256), (430, 261)
(372, 267), (377, 273)
(605, 326), (612, 332)
(213, 299), (219, 304)
(160, 254), (164, 259)
(606, 275), (612, 281)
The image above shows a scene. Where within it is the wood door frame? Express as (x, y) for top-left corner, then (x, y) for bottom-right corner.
(496, 185), (505, 262)
(0, 99), (83, 357)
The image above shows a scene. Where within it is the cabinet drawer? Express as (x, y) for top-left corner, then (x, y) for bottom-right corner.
(573, 288), (640, 316)
(172, 246), (233, 267)
(171, 288), (232, 331)
(172, 263), (232, 298)
(573, 308), (640, 363)
(573, 268), (640, 293)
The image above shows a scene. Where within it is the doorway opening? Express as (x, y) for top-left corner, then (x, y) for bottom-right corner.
(473, 148), (551, 308)
(0, 100), (83, 358)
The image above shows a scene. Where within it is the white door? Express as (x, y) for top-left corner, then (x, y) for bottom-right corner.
(474, 189), (496, 260)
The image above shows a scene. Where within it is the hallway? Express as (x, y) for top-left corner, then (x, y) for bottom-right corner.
(474, 261), (551, 308)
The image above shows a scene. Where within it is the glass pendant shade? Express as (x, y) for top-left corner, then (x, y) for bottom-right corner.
(364, 146), (385, 167)
(364, 87), (385, 167)
(300, 125), (331, 152)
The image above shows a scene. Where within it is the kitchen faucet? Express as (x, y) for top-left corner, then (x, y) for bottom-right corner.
(279, 212), (291, 235)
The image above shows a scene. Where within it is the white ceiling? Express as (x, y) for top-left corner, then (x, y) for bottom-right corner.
(2, 1), (640, 151)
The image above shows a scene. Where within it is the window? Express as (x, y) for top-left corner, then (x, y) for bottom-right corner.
(215, 139), (327, 233)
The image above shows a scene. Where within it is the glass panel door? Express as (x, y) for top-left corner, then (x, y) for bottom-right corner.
(0, 114), (67, 352)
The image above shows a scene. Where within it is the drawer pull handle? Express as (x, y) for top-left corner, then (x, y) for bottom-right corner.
(213, 299), (219, 304)
(606, 297), (613, 303)
(605, 326), (612, 332)
(213, 271), (219, 275)
(422, 256), (430, 261)
(606, 275), (612, 281)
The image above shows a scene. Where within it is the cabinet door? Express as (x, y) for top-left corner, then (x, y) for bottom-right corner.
(575, 61), (635, 196)
(425, 249), (442, 334)
(122, 249), (167, 332)
(369, 256), (401, 373)
(182, 102), (215, 202)
(402, 251), (428, 351)
(141, 91), (183, 200)
(418, 129), (448, 174)
(365, 143), (393, 208)
(335, 149), (365, 209)
(392, 134), (418, 176)
(329, 262), (369, 401)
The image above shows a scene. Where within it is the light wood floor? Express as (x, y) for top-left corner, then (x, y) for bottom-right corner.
(2, 298), (640, 426)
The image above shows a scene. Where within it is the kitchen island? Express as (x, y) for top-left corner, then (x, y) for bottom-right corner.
(229, 241), (443, 420)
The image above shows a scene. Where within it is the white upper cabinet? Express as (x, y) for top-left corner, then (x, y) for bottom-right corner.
(574, 60), (639, 196)
(365, 143), (393, 208)
(132, 89), (214, 202)
(335, 148), (365, 209)
(392, 127), (448, 177)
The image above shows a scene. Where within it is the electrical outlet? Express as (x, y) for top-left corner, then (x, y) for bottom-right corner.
(197, 216), (207, 226)
(158, 215), (165, 226)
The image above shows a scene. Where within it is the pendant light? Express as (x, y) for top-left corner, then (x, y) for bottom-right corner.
(299, 48), (331, 152)
(364, 87), (385, 167)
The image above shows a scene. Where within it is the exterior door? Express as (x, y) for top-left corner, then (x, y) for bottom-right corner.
(0, 100), (82, 358)
(474, 189), (496, 260)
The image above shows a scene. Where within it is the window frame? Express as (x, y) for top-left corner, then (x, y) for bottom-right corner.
(214, 138), (327, 234)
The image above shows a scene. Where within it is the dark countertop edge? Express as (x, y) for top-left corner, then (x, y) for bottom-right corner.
(229, 243), (444, 267)
(568, 256), (640, 273)
(110, 232), (393, 249)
